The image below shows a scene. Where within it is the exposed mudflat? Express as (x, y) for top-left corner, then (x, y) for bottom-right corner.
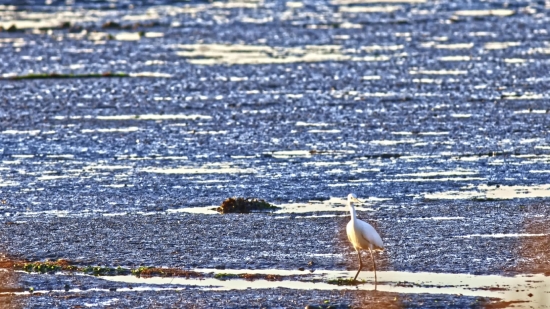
(1, 0), (550, 308)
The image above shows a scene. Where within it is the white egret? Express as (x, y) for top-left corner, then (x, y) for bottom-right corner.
(346, 193), (383, 283)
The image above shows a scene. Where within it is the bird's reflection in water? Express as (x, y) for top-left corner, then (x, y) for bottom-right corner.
(515, 204), (550, 306)
(0, 254), (25, 309)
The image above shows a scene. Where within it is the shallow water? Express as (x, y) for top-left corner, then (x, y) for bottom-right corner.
(97, 269), (550, 307)
(7, 269), (548, 308)
(2, 0), (550, 307)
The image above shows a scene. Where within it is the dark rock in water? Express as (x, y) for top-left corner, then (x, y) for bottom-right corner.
(59, 21), (71, 29)
(102, 21), (121, 29)
(216, 197), (279, 214)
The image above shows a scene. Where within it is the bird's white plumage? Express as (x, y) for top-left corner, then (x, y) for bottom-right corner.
(345, 193), (384, 282)
(346, 219), (384, 251)
(346, 193), (383, 251)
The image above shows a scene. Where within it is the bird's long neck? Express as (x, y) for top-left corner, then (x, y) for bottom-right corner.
(348, 201), (358, 222)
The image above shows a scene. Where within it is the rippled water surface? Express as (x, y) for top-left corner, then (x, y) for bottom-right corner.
(1, 0), (549, 308)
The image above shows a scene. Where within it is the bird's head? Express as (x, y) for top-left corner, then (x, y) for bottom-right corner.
(347, 193), (361, 204)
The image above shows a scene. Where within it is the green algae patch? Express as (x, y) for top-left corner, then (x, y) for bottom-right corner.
(326, 278), (365, 286)
(214, 273), (282, 281)
(4, 259), (200, 278)
(217, 197), (280, 214)
(17, 259), (78, 274)
(4, 259), (283, 281)
(214, 273), (240, 280)
(131, 266), (203, 278)
(81, 265), (130, 276)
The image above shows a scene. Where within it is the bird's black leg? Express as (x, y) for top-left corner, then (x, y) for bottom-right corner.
(353, 250), (363, 282)
(369, 247), (377, 285)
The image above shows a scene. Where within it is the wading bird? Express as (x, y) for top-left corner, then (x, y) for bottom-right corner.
(346, 193), (383, 283)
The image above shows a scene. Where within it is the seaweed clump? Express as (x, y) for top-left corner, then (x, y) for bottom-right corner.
(17, 259), (78, 274)
(131, 266), (202, 278)
(326, 278), (365, 286)
(216, 197), (279, 214)
(214, 273), (282, 281)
